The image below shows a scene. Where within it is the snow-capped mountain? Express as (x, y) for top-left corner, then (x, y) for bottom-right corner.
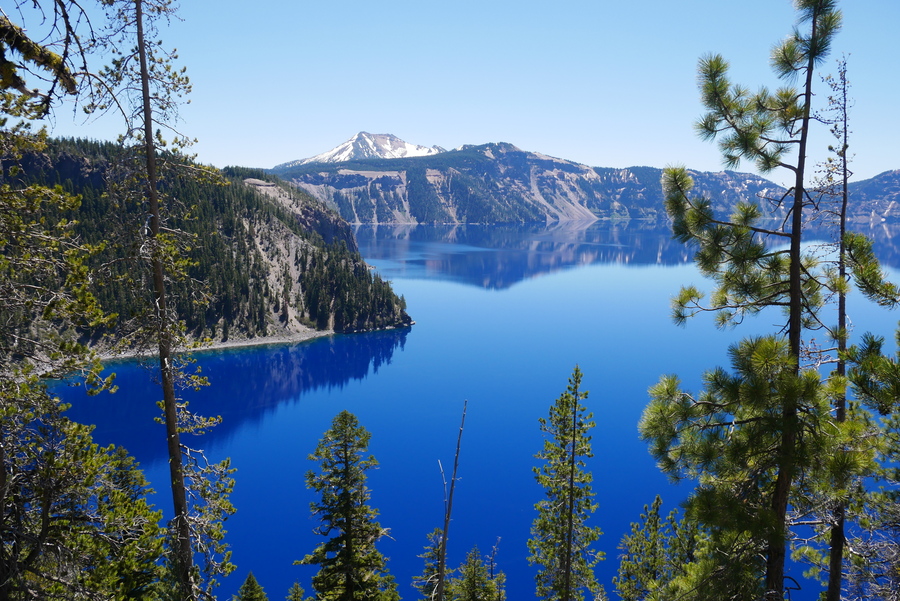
(271, 137), (900, 225)
(272, 141), (792, 224)
(275, 132), (446, 169)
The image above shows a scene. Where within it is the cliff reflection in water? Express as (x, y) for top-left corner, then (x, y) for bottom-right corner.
(356, 220), (900, 290)
(63, 328), (409, 464)
(848, 222), (900, 270)
(355, 221), (695, 290)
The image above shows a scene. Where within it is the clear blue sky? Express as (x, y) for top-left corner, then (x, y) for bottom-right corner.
(49, 0), (900, 184)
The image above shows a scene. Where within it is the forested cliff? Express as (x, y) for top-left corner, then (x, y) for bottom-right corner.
(17, 138), (412, 343)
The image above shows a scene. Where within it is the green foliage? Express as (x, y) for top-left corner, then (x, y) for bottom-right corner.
(695, 0), (841, 173)
(0, 380), (163, 599)
(845, 331), (900, 416)
(649, 2), (854, 599)
(286, 581), (313, 601)
(405, 167), (447, 223)
(445, 545), (506, 601)
(613, 496), (699, 601)
(234, 572), (269, 601)
(664, 530), (766, 601)
(298, 240), (412, 333)
(0, 137), (114, 383)
(842, 330), (900, 598)
(413, 528), (446, 600)
(641, 337), (835, 567)
(297, 411), (398, 601)
(662, 166), (823, 330)
(528, 366), (604, 601)
(84, 3), (239, 599)
(845, 232), (900, 308)
(1, 7), (166, 598)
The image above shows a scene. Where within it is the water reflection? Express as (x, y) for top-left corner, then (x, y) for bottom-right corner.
(63, 328), (409, 464)
(842, 222), (900, 269)
(356, 221), (900, 290)
(355, 221), (695, 289)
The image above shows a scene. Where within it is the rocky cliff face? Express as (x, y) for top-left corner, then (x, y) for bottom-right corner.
(273, 137), (900, 225)
(243, 178), (358, 252)
(846, 170), (900, 221)
(273, 143), (792, 224)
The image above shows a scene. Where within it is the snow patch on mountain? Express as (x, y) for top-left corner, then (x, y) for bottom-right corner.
(275, 132), (446, 168)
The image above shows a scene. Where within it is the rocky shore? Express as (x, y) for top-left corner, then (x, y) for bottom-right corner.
(97, 325), (334, 362)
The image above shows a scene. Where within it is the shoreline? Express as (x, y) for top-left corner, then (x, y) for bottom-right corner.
(97, 326), (334, 363)
(191, 327), (335, 356)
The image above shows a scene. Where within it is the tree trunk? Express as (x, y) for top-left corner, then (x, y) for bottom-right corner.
(135, 0), (193, 596)
(341, 437), (355, 601)
(767, 9), (822, 600)
(0, 443), (8, 601)
(563, 382), (578, 601)
(826, 60), (851, 601)
(437, 400), (467, 601)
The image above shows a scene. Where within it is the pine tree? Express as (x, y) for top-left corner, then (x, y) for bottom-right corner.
(87, 0), (197, 594)
(233, 572), (269, 601)
(614, 497), (666, 601)
(446, 546), (505, 601)
(613, 496), (699, 601)
(297, 410), (398, 601)
(838, 332), (900, 600)
(1, 5), (161, 598)
(87, 2), (235, 598)
(528, 366), (604, 601)
(795, 55), (874, 601)
(0, 382), (164, 598)
(0, 1), (113, 382)
(483, 540), (506, 601)
(640, 2), (846, 599)
(286, 581), (312, 601)
(413, 529), (447, 601)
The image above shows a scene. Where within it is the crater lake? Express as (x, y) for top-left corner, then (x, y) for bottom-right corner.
(61, 220), (900, 601)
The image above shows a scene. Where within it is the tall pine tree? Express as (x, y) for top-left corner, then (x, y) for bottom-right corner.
(298, 411), (398, 601)
(640, 2), (849, 599)
(528, 366), (604, 601)
(87, 2), (236, 597)
(286, 581), (312, 601)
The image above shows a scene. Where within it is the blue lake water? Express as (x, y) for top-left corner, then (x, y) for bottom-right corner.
(61, 221), (900, 600)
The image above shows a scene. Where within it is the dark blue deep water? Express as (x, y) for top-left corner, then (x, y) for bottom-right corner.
(60, 221), (900, 600)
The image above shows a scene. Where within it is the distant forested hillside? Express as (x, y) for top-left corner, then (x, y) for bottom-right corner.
(16, 138), (411, 344)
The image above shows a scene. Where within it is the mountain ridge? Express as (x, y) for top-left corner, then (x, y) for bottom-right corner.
(271, 137), (900, 225)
